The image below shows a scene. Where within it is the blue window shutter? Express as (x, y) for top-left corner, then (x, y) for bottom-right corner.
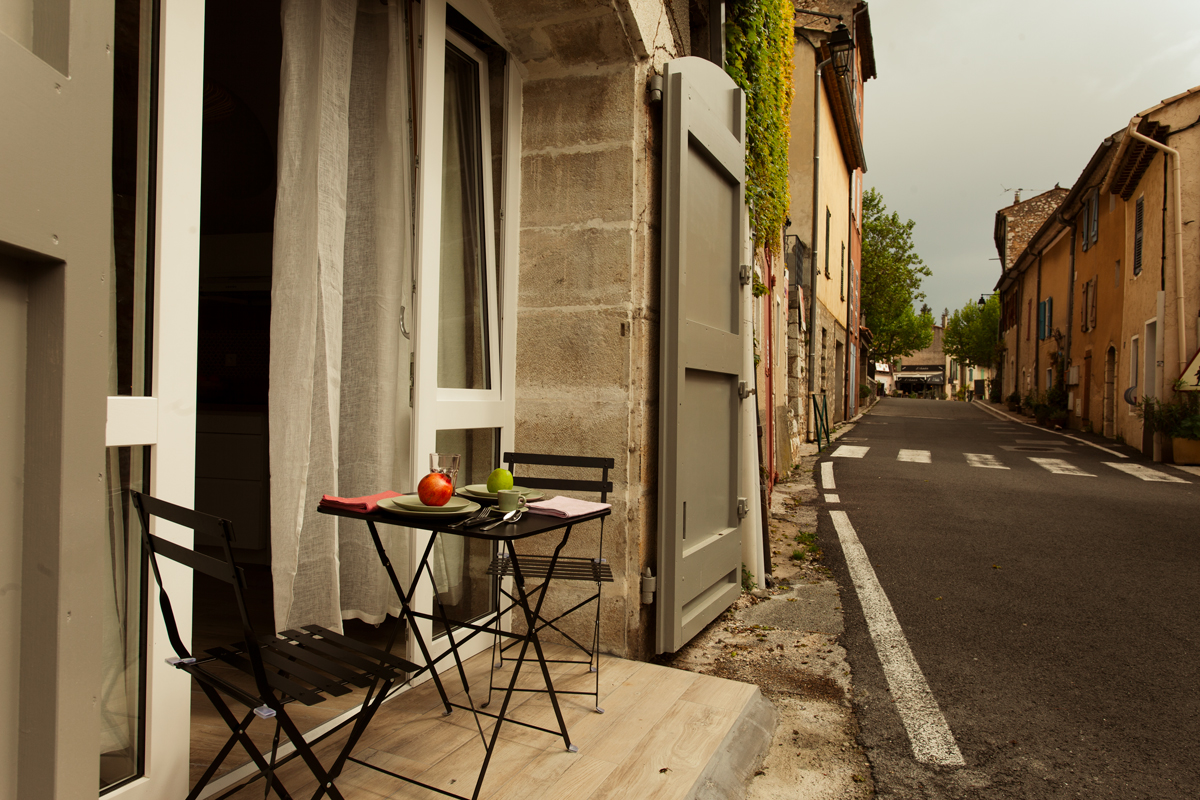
(1046, 296), (1053, 338)
(1038, 301), (1046, 340)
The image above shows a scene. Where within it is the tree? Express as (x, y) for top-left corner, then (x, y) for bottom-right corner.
(861, 188), (934, 363)
(942, 295), (1002, 369)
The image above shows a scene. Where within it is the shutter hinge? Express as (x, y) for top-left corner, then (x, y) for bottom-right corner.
(737, 498), (749, 521)
(739, 264), (752, 286)
(640, 567), (657, 604)
(738, 381), (754, 399)
(648, 74), (664, 104)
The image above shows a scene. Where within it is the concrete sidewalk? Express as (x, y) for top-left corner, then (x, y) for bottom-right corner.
(659, 419), (872, 800)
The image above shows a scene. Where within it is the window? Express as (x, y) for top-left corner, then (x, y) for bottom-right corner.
(1089, 190), (1100, 245)
(1133, 196), (1144, 276)
(1038, 300), (1046, 341)
(1046, 367), (1053, 390)
(1087, 278), (1097, 331)
(1081, 279), (1098, 332)
(439, 36), (495, 390)
(824, 208), (831, 277)
(1082, 189), (1099, 251)
(1115, 259), (1121, 288)
(1082, 197), (1091, 253)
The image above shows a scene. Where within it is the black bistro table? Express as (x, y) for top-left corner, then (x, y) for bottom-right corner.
(318, 500), (610, 800)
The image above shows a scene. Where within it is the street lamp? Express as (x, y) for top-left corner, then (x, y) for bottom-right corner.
(828, 24), (854, 78)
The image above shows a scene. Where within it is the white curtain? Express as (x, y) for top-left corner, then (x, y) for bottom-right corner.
(271, 0), (413, 631)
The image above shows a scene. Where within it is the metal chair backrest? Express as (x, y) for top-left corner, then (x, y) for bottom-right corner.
(502, 452), (614, 501)
(130, 490), (272, 703)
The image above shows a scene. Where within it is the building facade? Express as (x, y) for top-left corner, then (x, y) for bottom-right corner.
(785, 1), (874, 461)
(0, 1), (767, 796)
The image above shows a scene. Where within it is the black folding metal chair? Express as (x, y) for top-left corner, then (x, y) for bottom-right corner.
(131, 491), (421, 800)
(484, 453), (614, 713)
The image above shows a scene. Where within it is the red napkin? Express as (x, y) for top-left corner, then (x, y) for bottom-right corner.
(319, 490), (401, 513)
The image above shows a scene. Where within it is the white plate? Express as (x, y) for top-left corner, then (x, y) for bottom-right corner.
(377, 497), (481, 518)
(459, 485), (545, 501)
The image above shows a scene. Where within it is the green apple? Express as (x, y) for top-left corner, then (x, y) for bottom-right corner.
(486, 468), (514, 494)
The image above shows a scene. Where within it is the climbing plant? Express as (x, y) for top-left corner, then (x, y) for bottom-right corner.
(725, 0), (795, 255)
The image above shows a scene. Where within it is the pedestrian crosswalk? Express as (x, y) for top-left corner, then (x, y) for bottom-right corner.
(829, 444), (1190, 483)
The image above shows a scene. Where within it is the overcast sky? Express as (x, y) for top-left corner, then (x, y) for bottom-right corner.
(862, 0), (1200, 320)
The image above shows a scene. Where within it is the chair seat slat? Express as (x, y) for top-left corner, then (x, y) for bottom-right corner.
(259, 637), (372, 688)
(280, 629), (407, 681)
(300, 624), (419, 673)
(207, 647), (326, 706)
(251, 643), (354, 696)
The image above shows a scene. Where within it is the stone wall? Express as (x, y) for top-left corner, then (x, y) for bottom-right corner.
(490, 1), (686, 659)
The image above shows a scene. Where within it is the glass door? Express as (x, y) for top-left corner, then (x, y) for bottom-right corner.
(106, 0), (204, 795)
(411, 5), (520, 665)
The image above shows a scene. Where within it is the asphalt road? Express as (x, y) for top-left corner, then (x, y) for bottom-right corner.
(817, 398), (1199, 799)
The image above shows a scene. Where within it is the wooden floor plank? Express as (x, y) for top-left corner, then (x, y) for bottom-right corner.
(564, 665), (698, 764)
(678, 672), (757, 712)
(588, 699), (741, 800)
(188, 647), (761, 800)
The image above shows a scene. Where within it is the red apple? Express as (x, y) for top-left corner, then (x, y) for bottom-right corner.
(417, 472), (453, 506)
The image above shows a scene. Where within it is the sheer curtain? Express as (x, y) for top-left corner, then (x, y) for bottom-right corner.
(270, 0), (413, 631)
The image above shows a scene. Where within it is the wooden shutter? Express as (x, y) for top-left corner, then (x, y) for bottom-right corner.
(657, 56), (747, 654)
(1038, 301), (1046, 341)
(1046, 297), (1053, 338)
(1134, 197), (1144, 275)
(1088, 278), (1098, 331)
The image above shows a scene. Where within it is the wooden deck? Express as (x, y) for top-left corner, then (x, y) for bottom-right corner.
(203, 644), (771, 800)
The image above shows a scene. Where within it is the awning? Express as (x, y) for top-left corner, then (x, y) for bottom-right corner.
(896, 371), (945, 385)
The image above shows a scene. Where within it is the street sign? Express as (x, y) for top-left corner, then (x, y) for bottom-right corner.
(1178, 348), (1200, 391)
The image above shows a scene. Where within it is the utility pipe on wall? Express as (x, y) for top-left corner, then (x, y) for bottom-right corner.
(1125, 120), (1187, 378)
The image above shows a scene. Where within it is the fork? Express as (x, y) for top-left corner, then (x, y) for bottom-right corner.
(448, 506), (492, 528)
(480, 509), (523, 532)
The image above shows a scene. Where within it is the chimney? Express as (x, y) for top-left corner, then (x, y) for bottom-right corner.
(1014, 190), (1021, 204)
(941, 311), (948, 328)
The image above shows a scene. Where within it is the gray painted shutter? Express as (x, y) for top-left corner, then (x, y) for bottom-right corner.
(656, 57), (747, 654)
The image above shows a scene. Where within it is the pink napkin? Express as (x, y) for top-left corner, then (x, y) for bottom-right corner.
(525, 496), (611, 518)
(319, 490), (401, 513)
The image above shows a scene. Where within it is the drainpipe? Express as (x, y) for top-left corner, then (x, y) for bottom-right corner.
(808, 47), (833, 440)
(1125, 120), (1187, 380)
(1062, 216), (1076, 418)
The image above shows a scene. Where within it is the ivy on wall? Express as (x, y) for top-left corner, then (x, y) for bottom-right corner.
(725, 0), (795, 255)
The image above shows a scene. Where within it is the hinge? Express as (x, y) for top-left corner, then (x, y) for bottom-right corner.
(640, 567), (657, 604)
(737, 498), (749, 520)
(739, 264), (752, 286)
(738, 381), (755, 399)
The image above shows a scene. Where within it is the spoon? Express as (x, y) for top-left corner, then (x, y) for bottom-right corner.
(480, 509), (519, 531)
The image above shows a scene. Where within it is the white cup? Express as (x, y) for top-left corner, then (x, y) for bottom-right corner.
(496, 490), (526, 513)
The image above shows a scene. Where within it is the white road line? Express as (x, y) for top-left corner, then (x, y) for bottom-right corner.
(830, 511), (965, 767)
(965, 453), (1008, 469)
(1061, 434), (1128, 458)
(1029, 457), (1095, 477)
(825, 493), (841, 503)
(832, 445), (870, 458)
(1104, 462), (1190, 483)
(898, 449), (931, 463)
(821, 461), (836, 490)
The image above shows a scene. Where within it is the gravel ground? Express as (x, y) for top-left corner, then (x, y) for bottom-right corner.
(657, 429), (875, 800)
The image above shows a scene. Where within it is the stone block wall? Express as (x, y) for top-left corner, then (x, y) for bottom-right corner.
(492, 0), (686, 659)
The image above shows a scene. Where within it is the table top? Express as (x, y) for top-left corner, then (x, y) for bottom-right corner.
(318, 503), (609, 541)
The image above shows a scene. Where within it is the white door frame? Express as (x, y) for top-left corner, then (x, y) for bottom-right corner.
(409, 0), (521, 668)
(105, 0), (204, 797)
